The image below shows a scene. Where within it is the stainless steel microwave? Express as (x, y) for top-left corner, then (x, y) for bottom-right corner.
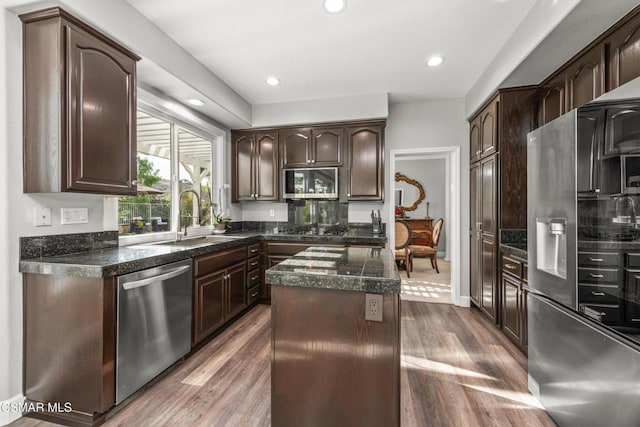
(283, 168), (338, 199)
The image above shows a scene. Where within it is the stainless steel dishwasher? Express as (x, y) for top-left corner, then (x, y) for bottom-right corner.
(116, 259), (192, 404)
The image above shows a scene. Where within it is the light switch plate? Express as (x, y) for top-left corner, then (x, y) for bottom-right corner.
(61, 208), (89, 225)
(34, 207), (52, 227)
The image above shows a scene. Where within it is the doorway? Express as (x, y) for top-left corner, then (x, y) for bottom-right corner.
(389, 147), (461, 306)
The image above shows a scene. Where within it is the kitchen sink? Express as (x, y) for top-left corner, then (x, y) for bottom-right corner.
(152, 235), (244, 247)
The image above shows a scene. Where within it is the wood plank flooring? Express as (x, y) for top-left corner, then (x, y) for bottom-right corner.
(11, 302), (555, 427)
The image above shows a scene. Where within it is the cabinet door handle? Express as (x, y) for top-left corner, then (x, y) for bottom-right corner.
(307, 159), (312, 163)
(251, 262), (259, 267)
(588, 258), (604, 262)
(250, 248), (259, 254)
(475, 150), (482, 155)
(131, 179), (138, 186)
(347, 193), (351, 197)
(483, 147), (492, 153)
(251, 291), (259, 297)
(251, 275), (259, 281)
(505, 263), (517, 270)
(592, 291), (605, 296)
(589, 273), (604, 278)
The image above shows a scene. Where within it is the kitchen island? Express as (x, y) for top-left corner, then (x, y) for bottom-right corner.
(265, 246), (401, 427)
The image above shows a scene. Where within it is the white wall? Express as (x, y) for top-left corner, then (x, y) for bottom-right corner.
(395, 159), (447, 254)
(385, 99), (468, 295)
(251, 93), (388, 128)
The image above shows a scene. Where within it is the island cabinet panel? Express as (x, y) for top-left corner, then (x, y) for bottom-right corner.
(346, 123), (385, 201)
(271, 286), (400, 427)
(21, 7), (139, 195)
(24, 274), (116, 423)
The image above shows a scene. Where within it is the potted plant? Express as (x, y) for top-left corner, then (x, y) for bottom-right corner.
(212, 211), (231, 231)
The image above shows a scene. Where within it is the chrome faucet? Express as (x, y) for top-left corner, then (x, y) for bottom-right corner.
(178, 189), (201, 237)
(614, 195), (637, 225)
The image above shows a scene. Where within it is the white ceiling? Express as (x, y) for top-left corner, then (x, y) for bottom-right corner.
(125, 0), (537, 105)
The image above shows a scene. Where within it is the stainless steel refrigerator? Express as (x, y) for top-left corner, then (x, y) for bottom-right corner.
(527, 103), (640, 427)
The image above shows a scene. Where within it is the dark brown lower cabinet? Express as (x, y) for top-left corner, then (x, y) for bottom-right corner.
(23, 274), (116, 424)
(193, 246), (253, 346)
(500, 253), (528, 354)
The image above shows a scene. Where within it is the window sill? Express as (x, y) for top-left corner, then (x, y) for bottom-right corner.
(118, 226), (215, 247)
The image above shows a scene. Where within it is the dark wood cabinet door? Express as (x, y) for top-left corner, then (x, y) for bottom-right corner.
(470, 163), (481, 306)
(194, 271), (225, 345)
(608, 13), (640, 90)
(539, 75), (566, 125)
(66, 25), (136, 195)
(481, 235), (497, 323)
(311, 127), (342, 166)
(347, 124), (384, 201)
(566, 46), (604, 110)
(480, 97), (498, 157)
(470, 117), (482, 163)
(226, 262), (247, 320)
(521, 287), (529, 354)
(501, 274), (521, 345)
(481, 155), (497, 236)
(232, 132), (254, 202)
(255, 132), (279, 201)
(625, 270), (640, 324)
(280, 128), (311, 168)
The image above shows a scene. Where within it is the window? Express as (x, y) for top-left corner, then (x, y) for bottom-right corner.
(117, 107), (220, 238)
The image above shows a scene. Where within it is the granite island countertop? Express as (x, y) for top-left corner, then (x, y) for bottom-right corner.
(20, 230), (388, 278)
(265, 246), (400, 294)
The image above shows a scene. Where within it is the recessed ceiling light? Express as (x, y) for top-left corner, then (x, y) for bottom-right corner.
(426, 56), (445, 67)
(266, 77), (281, 86)
(324, 0), (346, 13)
(187, 98), (205, 106)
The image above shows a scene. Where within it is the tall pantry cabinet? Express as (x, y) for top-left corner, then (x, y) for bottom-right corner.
(469, 88), (538, 324)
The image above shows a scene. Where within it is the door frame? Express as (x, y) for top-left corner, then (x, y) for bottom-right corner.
(389, 147), (463, 307)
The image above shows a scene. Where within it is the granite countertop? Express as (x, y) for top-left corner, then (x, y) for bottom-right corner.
(500, 243), (527, 260)
(19, 231), (387, 278)
(264, 246), (400, 294)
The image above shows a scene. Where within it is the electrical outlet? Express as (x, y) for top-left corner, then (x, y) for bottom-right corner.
(365, 293), (383, 322)
(34, 207), (52, 227)
(61, 208), (89, 225)
(269, 209), (275, 217)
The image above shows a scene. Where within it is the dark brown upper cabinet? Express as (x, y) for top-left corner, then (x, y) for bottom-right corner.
(346, 123), (385, 201)
(470, 117), (482, 163)
(480, 97), (499, 157)
(566, 45), (605, 111)
(280, 127), (342, 168)
(231, 130), (279, 202)
(607, 12), (640, 90)
(539, 73), (566, 126)
(21, 8), (139, 195)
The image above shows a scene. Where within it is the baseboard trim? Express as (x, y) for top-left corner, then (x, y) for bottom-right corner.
(0, 394), (25, 426)
(458, 296), (471, 308)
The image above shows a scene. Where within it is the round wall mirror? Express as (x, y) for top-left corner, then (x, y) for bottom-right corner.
(394, 172), (425, 212)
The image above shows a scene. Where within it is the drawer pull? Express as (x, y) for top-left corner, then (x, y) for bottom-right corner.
(588, 258), (604, 262)
(250, 249), (259, 254)
(600, 312), (607, 317)
(591, 291), (605, 296)
(251, 291), (259, 297)
(251, 275), (259, 281)
(505, 264), (517, 270)
(589, 273), (604, 278)
(251, 262), (259, 267)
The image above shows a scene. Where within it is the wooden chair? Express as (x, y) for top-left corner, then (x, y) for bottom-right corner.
(394, 220), (412, 277)
(409, 218), (444, 273)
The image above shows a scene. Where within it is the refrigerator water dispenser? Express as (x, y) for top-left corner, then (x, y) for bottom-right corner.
(536, 218), (567, 279)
